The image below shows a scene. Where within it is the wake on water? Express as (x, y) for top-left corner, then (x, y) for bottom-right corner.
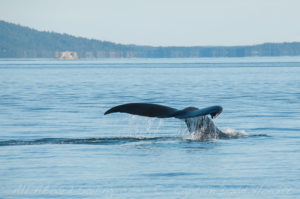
(0, 117), (267, 146)
(0, 132), (267, 146)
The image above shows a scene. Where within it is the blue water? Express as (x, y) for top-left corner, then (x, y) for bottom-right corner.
(0, 57), (300, 198)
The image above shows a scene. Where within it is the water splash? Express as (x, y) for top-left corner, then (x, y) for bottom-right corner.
(182, 116), (219, 141)
(105, 115), (166, 137)
(128, 115), (165, 137)
(223, 128), (248, 138)
(224, 128), (270, 138)
(184, 133), (217, 142)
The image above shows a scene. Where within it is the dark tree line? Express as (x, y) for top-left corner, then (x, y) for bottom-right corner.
(1, 20), (300, 58)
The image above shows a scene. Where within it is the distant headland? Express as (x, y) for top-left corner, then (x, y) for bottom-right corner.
(1, 20), (300, 58)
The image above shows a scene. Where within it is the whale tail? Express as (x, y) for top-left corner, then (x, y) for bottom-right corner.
(104, 103), (222, 119)
(104, 103), (223, 138)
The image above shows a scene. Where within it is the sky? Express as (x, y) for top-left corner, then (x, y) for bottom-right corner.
(1, 0), (300, 46)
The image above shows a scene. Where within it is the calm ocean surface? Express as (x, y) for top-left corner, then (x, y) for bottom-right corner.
(0, 57), (300, 198)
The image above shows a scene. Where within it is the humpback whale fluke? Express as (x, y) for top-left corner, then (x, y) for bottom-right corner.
(104, 103), (226, 140)
(104, 103), (222, 119)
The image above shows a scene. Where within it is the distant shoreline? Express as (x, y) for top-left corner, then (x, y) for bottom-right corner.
(2, 56), (300, 62)
(1, 20), (300, 58)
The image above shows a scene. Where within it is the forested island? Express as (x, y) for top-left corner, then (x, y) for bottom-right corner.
(1, 20), (300, 58)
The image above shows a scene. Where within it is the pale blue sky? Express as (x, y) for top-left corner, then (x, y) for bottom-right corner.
(1, 0), (300, 46)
